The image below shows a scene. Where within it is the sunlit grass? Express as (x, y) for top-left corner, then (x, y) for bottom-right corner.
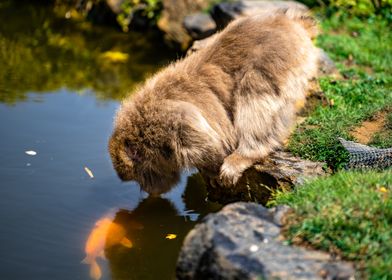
(271, 171), (392, 279)
(288, 15), (392, 169)
(277, 14), (392, 280)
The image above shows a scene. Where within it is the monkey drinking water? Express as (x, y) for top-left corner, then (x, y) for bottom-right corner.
(109, 10), (319, 195)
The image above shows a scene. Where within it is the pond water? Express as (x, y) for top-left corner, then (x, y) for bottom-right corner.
(0, 2), (221, 279)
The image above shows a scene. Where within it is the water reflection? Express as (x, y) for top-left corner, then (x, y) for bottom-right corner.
(0, 0), (175, 104)
(0, 2), (218, 279)
(83, 174), (221, 280)
(82, 211), (140, 280)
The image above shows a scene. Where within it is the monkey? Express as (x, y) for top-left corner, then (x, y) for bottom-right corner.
(108, 9), (320, 195)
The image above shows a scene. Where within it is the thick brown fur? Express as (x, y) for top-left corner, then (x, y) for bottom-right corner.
(109, 9), (319, 195)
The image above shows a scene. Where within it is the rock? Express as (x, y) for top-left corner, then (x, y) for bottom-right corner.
(204, 151), (327, 205)
(86, 0), (119, 26)
(80, 0), (151, 30)
(183, 13), (216, 40)
(317, 48), (340, 77)
(106, 0), (124, 14)
(177, 202), (355, 280)
(158, 0), (212, 49)
(211, 0), (308, 29)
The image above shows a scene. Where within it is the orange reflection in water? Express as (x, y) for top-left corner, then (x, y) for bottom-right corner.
(82, 214), (143, 280)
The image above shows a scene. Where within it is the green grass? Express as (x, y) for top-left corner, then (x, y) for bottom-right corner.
(273, 14), (392, 280)
(271, 171), (392, 279)
(288, 15), (392, 169)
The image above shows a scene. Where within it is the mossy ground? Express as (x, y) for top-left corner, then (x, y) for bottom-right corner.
(272, 13), (392, 280)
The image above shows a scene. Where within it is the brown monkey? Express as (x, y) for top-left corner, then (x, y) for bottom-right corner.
(109, 9), (319, 195)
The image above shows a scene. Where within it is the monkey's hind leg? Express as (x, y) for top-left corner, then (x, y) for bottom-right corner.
(220, 72), (296, 186)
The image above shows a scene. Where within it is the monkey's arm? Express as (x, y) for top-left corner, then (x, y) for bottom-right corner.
(220, 70), (298, 186)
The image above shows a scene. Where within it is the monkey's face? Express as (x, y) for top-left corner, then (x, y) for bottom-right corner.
(108, 130), (180, 195)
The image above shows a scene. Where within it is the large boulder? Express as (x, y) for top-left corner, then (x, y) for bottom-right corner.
(183, 13), (217, 40)
(211, 0), (308, 29)
(157, 0), (212, 49)
(85, 0), (119, 26)
(177, 202), (355, 280)
(317, 48), (340, 77)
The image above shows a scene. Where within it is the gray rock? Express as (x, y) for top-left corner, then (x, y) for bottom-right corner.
(211, 0), (308, 29)
(86, 0), (119, 26)
(158, 0), (212, 49)
(317, 48), (339, 77)
(204, 151), (327, 205)
(184, 13), (217, 40)
(177, 202), (355, 280)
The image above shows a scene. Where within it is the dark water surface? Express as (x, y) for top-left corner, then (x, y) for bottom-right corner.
(0, 2), (220, 279)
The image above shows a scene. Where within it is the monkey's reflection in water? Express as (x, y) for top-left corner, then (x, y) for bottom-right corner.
(83, 173), (221, 280)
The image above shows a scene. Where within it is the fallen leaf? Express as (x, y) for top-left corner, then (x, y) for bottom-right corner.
(165, 234), (177, 240)
(379, 186), (388, 193)
(25, 150), (37, 156)
(100, 51), (129, 63)
(84, 166), (94, 178)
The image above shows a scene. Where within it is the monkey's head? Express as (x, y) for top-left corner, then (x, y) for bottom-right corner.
(108, 101), (182, 196)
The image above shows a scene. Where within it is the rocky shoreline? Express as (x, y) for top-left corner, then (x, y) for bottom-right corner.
(177, 203), (355, 280)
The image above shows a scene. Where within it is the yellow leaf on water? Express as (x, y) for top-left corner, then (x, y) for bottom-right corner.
(165, 234), (177, 240)
(84, 166), (94, 179)
(100, 51), (129, 63)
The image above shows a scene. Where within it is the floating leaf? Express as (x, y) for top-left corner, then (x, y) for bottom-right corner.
(165, 234), (177, 240)
(100, 51), (129, 63)
(84, 166), (94, 178)
(25, 150), (37, 156)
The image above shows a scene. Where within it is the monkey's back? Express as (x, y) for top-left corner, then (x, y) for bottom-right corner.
(190, 12), (318, 97)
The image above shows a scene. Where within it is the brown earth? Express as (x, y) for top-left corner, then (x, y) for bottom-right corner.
(350, 111), (387, 144)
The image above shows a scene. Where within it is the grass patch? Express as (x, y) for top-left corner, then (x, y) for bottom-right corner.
(288, 15), (392, 169)
(271, 171), (392, 279)
(275, 14), (392, 280)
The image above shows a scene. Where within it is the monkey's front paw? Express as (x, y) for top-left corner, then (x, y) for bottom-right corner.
(220, 154), (253, 187)
(219, 163), (242, 187)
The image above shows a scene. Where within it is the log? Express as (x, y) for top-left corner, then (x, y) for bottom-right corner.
(203, 151), (327, 205)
